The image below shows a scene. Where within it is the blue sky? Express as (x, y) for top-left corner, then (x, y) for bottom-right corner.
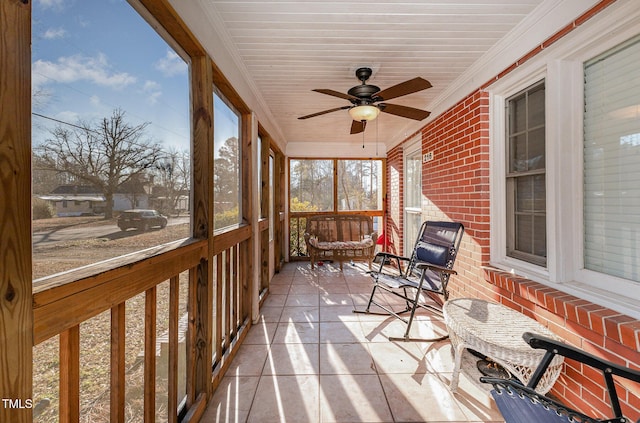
(31, 0), (191, 151)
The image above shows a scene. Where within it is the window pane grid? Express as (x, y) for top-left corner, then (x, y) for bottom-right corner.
(506, 81), (547, 266)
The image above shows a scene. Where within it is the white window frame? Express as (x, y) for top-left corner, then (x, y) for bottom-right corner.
(489, 2), (640, 318)
(403, 137), (422, 254)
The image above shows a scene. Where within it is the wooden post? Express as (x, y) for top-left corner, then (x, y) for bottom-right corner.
(260, 136), (270, 292)
(187, 54), (213, 405)
(0, 1), (33, 422)
(241, 112), (254, 324)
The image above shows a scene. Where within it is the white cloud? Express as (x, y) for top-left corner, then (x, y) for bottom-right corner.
(143, 80), (162, 105)
(155, 50), (187, 77)
(32, 53), (136, 90)
(36, 0), (65, 10)
(43, 27), (66, 39)
(55, 110), (81, 124)
(143, 80), (161, 91)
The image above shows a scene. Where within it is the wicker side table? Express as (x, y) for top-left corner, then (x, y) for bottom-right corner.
(443, 298), (564, 394)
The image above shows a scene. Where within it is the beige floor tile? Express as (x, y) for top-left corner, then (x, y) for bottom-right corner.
(269, 284), (291, 295)
(415, 340), (457, 374)
(243, 321), (278, 345)
(319, 321), (367, 344)
(347, 282), (375, 294)
(379, 372), (469, 422)
(203, 263), (503, 423)
(320, 293), (354, 307)
(201, 376), (259, 423)
(319, 284), (351, 295)
(270, 273), (293, 285)
(263, 343), (320, 375)
(273, 321), (320, 344)
(258, 306), (283, 323)
(247, 375), (319, 423)
(320, 374), (393, 423)
(319, 305), (359, 322)
(351, 292), (377, 306)
(224, 344), (269, 376)
(319, 342), (376, 375)
(280, 306), (320, 323)
(289, 284), (320, 294)
(368, 341), (427, 374)
(285, 293), (319, 307)
(262, 294), (287, 307)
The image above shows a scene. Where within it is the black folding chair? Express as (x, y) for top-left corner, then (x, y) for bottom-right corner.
(354, 221), (464, 342)
(482, 332), (640, 423)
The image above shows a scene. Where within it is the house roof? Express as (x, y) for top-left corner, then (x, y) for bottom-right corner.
(51, 181), (147, 195)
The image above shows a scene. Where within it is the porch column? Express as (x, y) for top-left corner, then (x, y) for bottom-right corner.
(1, 1), (33, 422)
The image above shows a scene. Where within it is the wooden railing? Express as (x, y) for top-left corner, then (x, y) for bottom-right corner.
(210, 225), (252, 379)
(32, 225), (253, 422)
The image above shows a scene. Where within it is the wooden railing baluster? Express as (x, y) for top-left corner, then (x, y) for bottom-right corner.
(168, 276), (179, 423)
(225, 249), (232, 348)
(110, 303), (126, 422)
(59, 326), (80, 423)
(144, 287), (157, 423)
(215, 254), (223, 358)
(232, 244), (239, 334)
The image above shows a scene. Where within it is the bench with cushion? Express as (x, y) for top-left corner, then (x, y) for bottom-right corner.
(304, 214), (378, 270)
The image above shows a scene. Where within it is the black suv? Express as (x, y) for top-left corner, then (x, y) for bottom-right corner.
(117, 209), (167, 231)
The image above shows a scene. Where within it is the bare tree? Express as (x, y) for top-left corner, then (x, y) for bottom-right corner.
(36, 108), (164, 218)
(154, 148), (190, 215)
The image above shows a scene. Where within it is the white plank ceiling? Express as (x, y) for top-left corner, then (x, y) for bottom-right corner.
(191, 0), (546, 149)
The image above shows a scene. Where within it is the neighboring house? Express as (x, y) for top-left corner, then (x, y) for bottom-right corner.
(38, 182), (149, 217)
(149, 186), (190, 215)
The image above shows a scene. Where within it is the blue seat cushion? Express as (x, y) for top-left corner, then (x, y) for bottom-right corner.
(415, 242), (448, 266)
(490, 389), (588, 423)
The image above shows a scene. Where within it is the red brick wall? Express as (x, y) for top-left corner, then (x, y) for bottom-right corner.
(385, 145), (403, 256)
(383, 2), (640, 418)
(386, 89), (491, 298)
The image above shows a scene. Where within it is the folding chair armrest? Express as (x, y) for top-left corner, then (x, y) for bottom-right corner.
(374, 252), (410, 262)
(523, 332), (640, 384)
(523, 332), (640, 421)
(414, 262), (457, 275)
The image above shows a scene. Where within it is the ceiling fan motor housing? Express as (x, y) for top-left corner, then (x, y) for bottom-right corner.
(348, 67), (380, 101)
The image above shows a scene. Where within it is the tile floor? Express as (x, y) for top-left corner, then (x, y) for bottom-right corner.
(201, 262), (504, 423)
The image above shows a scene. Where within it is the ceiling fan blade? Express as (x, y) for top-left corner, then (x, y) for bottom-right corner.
(313, 89), (357, 101)
(350, 120), (366, 134)
(298, 105), (351, 120)
(374, 77), (432, 101)
(380, 103), (431, 121)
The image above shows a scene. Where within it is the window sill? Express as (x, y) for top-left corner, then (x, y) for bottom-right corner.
(483, 267), (640, 352)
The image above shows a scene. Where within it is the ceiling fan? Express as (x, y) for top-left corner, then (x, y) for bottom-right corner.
(298, 67), (432, 134)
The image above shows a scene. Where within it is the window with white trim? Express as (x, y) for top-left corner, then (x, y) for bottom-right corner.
(506, 81), (546, 267)
(489, 3), (640, 318)
(583, 35), (640, 283)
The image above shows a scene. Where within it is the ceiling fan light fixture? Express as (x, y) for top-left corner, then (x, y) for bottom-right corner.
(349, 104), (380, 121)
